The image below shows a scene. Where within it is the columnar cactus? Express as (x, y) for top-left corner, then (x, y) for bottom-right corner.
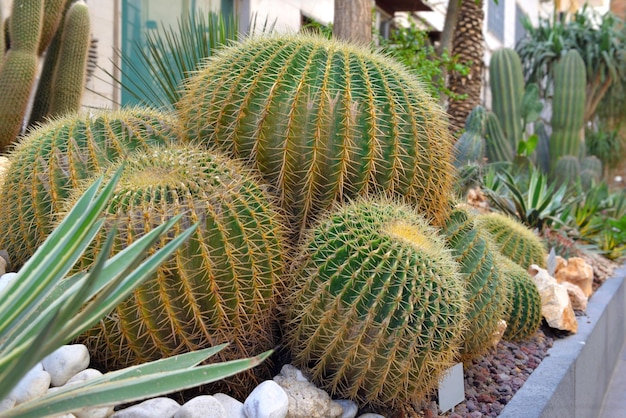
(453, 106), (487, 168)
(550, 49), (586, 170)
(71, 145), (286, 397)
(284, 199), (467, 406)
(177, 34), (455, 233)
(0, 108), (181, 268)
(484, 111), (513, 163)
(496, 254), (542, 341)
(442, 207), (508, 358)
(475, 212), (547, 269)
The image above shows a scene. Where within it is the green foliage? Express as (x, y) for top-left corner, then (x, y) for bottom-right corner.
(0, 108), (181, 269)
(442, 207), (508, 358)
(379, 22), (471, 101)
(585, 124), (622, 170)
(284, 199), (467, 406)
(178, 33), (455, 233)
(0, 169), (270, 417)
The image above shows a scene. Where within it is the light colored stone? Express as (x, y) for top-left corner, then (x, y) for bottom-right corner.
(490, 319), (507, 349)
(529, 264), (578, 333)
(357, 414), (386, 418)
(174, 395), (225, 418)
(555, 257), (594, 297)
(10, 362), (51, 404)
(212, 393), (245, 418)
(562, 281), (588, 311)
(244, 380), (289, 418)
(0, 256), (6, 276)
(0, 396), (16, 413)
(66, 368), (104, 385)
(0, 272), (18, 294)
(554, 255), (568, 275)
(273, 371), (343, 418)
(111, 397), (180, 418)
(277, 364), (308, 382)
(58, 368), (113, 418)
(335, 399), (358, 418)
(42, 344), (90, 387)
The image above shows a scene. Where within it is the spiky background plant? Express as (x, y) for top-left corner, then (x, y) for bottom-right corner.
(68, 145), (285, 397)
(177, 33), (455, 234)
(495, 253), (542, 341)
(0, 108), (181, 269)
(284, 198), (467, 407)
(441, 206), (508, 358)
(475, 212), (548, 269)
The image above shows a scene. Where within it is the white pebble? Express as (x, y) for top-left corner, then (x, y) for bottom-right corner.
(174, 395), (225, 418)
(111, 397), (180, 418)
(212, 393), (245, 418)
(47, 368), (112, 418)
(10, 363), (51, 404)
(0, 272), (18, 294)
(335, 399), (358, 418)
(66, 368), (104, 385)
(42, 344), (90, 387)
(277, 364), (308, 382)
(243, 380), (289, 418)
(0, 396), (16, 413)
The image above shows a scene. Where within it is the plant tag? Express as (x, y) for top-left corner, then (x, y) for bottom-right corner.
(438, 362), (464, 413)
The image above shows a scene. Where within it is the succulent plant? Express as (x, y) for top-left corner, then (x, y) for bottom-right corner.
(442, 207), (508, 358)
(475, 212), (547, 269)
(177, 33), (455, 233)
(484, 111), (514, 163)
(453, 106), (487, 168)
(0, 108), (182, 268)
(284, 198), (467, 406)
(553, 155), (581, 191)
(495, 253), (542, 341)
(70, 144), (286, 397)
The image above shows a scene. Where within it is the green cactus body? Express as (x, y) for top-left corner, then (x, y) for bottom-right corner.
(554, 155), (581, 191)
(48, 0), (90, 117)
(496, 254), (542, 341)
(8, 0), (43, 53)
(71, 145), (285, 397)
(177, 34), (455, 232)
(454, 107), (487, 168)
(442, 207), (508, 358)
(475, 212), (547, 269)
(284, 199), (467, 406)
(0, 108), (181, 268)
(489, 48), (524, 153)
(484, 111), (513, 162)
(550, 50), (586, 170)
(38, 0), (70, 55)
(581, 155), (602, 179)
(533, 121), (551, 173)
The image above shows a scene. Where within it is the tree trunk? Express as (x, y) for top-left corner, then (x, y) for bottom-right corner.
(333, 0), (372, 44)
(437, 0), (462, 56)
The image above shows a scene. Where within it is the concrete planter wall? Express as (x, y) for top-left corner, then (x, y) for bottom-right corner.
(500, 266), (626, 418)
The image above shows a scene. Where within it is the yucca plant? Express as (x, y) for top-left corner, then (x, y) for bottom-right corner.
(0, 168), (271, 417)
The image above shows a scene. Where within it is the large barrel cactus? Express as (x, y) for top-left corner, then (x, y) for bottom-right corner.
(475, 212), (547, 269)
(284, 199), (467, 406)
(0, 108), (181, 268)
(70, 145), (286, 397)
(496, 254), (542, 341)
(177, 34), (455, 233)
(442, 207), (508, 358)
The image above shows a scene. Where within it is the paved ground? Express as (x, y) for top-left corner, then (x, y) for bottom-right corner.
(599, 340), (626, 418)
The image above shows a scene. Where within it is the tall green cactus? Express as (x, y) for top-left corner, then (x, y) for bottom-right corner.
(489, 48), (525, 154)
(484, 110), (513, 162)
(549, 49), (586, 170)
(0, 108), (182, 268)
(71, 145), (286, 397)
(177, 34), (455, 233)
(284, 199), (467, 406)
(453, 106), (487, 168)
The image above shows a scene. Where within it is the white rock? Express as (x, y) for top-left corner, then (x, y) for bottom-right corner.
(66, 368), (104, 385)
(529, 265), (578, 333)
(277, 364), (308, 382)
(10, 362), (51, 404)
(174, 395), (225, 418)
(0, 272), (18, 294)
(243, 380), (289, 418)
(357, 414), (385, 418)
(335, 399), (358, 418)
(273, 373), (342, 418)
(562, 281), (588, 311)
(111, 397), (180, 418)
(61, 368), (112, 418)
(213, 393), (245, 418)
(0, 396), (16, 413)
(42, 344), (90, 387)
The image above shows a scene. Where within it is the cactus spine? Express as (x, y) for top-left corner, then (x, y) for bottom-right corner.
(441, 207), (508, 358)
(284, 199), (467, 406)
(453, 106), (487, 168)
(0, 108), (181, 268)
(475, 212), (547, 269)
(489, 48), (525, 153)
(549, 50), (586, 171)
(71, 145), (285, 397)
(177, 34), (455, 233)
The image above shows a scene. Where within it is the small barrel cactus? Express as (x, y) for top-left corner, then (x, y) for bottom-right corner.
(475, 212), (547, 269)
(484, 111), (513, 163)
(441, 207), (508, 358)
(0, 108), (182, 268)
(553, 155), (581, 191)
(496, 254), (542, 341)
(453, 106), (487, 169)
(69, 145), (286, 397)
(284, 198), (467, 406)
(177, 33), (455, 233)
